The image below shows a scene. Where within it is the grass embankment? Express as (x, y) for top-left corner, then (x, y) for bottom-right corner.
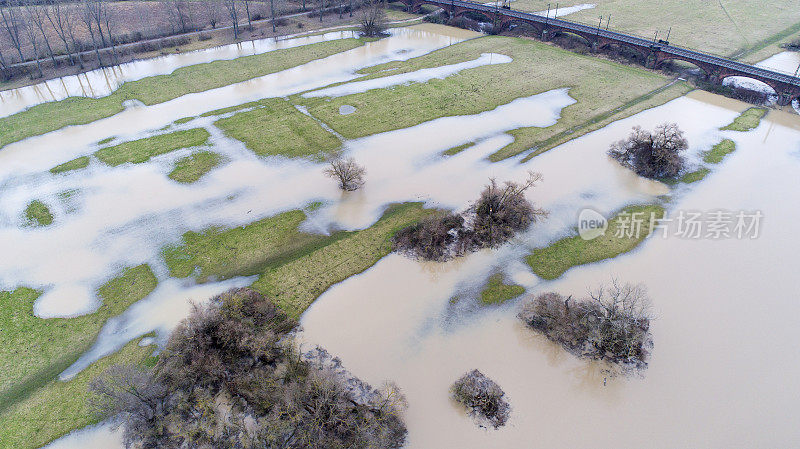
(24, 200), (54, 227)
(215, 98), (342, 159)
(479, 274), (525, 305)
(512, 0), (800, 58)
(0, 338), (154, 449)
(526, 204), (665, 280)
(168, 151), (224, 183)
(703, 139), (736, 164)
(0, 265), (157, 402)
(720, 107), (767, 131)
(0, 38), (367, 148)
(443, 141), (475, 156)
(50, 156), (90, 174)
(0, 264), (157, 449)
(95, 128), (210, 166)
(164, 203), (433, 318)
(296, 35), (677, 161)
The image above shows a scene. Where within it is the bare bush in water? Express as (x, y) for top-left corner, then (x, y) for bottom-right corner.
(89, 288), (407, 449)
(325, 156), (366, 191)
(393, 171), (547, 261)
(359, 0), (387, 37)
(518, 280), (653, 369)
(451, 369), (510, 429)
(608, 122), (687, 179)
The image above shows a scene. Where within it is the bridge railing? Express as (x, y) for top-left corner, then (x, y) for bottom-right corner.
(421, 0), (800, 84)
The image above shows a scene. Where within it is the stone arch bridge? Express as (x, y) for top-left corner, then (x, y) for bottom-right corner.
(400, 0), (800, 105)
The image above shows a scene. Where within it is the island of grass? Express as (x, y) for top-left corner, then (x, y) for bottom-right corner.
(480, 274), (525, 305)
(443, 141), (475, 156)
(679, 167), (711, 184)
(0, 38), (368, 148)
(24, 200), (54, 227)
(165, 203), (434, 318)
(526, 204), (665, 280)
(168, 151), (223, 183)
(95, 128), (210, 166)
(215, 98), (341, 159)
(50, 156), (91, 175)
(721, 107), (767, 131)
(296, 34), (689, 162)
(0, 265), (157, 449)
(703, 139), (736, 163)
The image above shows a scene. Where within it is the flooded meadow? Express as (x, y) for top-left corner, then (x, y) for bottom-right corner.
(0, 22), (798, 449)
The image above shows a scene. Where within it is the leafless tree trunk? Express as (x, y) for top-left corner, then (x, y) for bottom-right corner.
(97, 0), (119, 65)
(244, 0), (252, 30)
(270, 0), (276, 32)
(22, 0), (58, 68)
(0, 49), (10, 79)
(20, 4), (44, 76)
(80, 0), (104, 66)
(44, 0), (78, 66)
(223, 0), (239, 39)
(1, 1), (26, 63)
(319, 0), (325, 22)
(349, 0), (353, 17)
(172, 0), (189, 33)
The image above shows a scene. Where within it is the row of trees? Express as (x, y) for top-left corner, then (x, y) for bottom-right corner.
(0, 0), (366, 80)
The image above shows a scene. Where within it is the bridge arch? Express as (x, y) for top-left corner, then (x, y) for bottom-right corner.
(652, 54), (713, 77)
(597, 42), (648, 63)
(548, 29), (593, 48)
(721, 74), (778, 96)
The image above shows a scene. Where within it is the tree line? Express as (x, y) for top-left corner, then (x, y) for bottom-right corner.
(0, 0), (365, 81)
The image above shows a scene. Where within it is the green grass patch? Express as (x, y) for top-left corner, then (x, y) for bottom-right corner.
(479, 274), (525, 305)
(679, 167), (711, 184)
(97, 136), (114, 145)
(163, 209), (336, 281)
(0, 337), (154, 449)
(50, 156), (91, 174)
(24, 200), (54, 227)
(443, 141), (475, 156)
(0, 265), (156, 412)
(721, 107), (767, 131)
(526, 204), (665, 280)
(252, 203), (434, 318)
(215, 98), (341, 159)
(174, 116), (195, 125)
(703, 139), (736, 164)
(0, 39), (367, 148)
(95, 128), (210, 166)
(297, 35), (671, 162)
(168, 151), (223, 183)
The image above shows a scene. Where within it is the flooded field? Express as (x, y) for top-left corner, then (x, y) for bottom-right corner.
(1, 21), (798, 449)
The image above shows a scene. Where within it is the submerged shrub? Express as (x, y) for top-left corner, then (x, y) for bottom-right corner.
(608, 122), (688, 179)
(518, 280), (653, 369)
(451, 369), (510, 429)
(90, 288), (407, 449)
(393, 212), (465, 261)
(393, 172), (547, 261)
(325, 157), (367, 191)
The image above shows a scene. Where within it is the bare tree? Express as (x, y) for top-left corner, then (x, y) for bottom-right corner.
(360, 0), (387, 37)
(270, 0), (276, 32)
(608, 122), (688, 179)
(223, 0), (240, 39)
(518, 280), (653, 368)
(97, 0), (119, 65)
(44, 0), (80, 66)
(20, 2), (44, 76)
(22, 0), (58, 68)
(471, 171), (546, 247)
(324, 157), (366, 191)
(80, 0), (104, 66)
(318, 0), (325, 22)
(201, 0), (220, 29)
(244, 0), (252, 30)
(0, 49), (10, 79)
(1, 1), (26, 63)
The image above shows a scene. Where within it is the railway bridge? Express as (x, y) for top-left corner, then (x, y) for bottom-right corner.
(400, 0), (800, 105)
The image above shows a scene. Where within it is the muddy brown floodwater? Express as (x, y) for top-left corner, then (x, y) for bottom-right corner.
(23, 25), (800, 449)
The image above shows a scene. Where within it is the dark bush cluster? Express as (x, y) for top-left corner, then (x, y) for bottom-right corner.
(518, 281), (653, 369)
(608, 122), (688, 179)
(90, 288), (407, 449)
(451, 369), (510, 429)
(393, 172), (546, 261)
